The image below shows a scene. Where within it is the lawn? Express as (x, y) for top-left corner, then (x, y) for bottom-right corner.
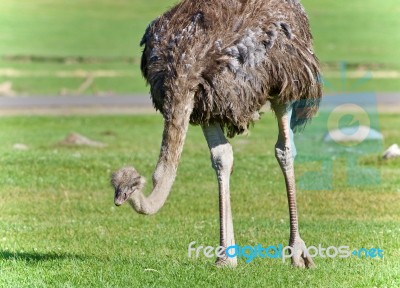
(0, 0), (399, 95)
(0, 112), (399, 287)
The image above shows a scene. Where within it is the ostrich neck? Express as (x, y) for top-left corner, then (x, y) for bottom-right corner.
(128, 162), (176, 215)
(128, 96), (193, 215)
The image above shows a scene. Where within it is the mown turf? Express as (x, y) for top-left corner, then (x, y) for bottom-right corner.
(0, 113), (399, 287)
(0, 0), (399, 94)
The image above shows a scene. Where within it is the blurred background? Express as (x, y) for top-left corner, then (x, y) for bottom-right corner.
(1, 1), (400, 286)
(0, 0), (399, 97)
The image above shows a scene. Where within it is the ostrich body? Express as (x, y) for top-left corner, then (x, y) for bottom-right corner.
(112, 0), (322, 268)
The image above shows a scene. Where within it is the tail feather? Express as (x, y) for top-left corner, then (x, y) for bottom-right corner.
(290, 97), (321, 132)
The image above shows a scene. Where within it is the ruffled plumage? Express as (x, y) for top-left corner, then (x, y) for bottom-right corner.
(140, 0), (322, 137)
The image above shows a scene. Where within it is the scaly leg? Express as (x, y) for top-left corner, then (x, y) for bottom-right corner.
(272, 102), (315, 268)
(202, 123), (237, 267)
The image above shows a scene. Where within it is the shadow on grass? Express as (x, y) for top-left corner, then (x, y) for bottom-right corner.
(0, 250), (87, 262)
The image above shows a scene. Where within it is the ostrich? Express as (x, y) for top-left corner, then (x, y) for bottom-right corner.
(112, 0), (322, 268)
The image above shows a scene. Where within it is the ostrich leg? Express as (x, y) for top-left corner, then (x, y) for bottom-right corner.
(272, 102), (315, 268)
(202, 123), (237, 267)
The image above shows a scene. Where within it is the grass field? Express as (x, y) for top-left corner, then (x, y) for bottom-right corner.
(1, 0), (400, 286)
(0, 0), (400, 95)
(0, 113), (399, 287)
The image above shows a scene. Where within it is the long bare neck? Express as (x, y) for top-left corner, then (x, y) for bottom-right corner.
(128, 96), (193, 215)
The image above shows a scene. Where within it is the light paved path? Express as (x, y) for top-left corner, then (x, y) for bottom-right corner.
(0, 93), (399, 114)
(0, 95), (154, 115)
(0, 95), (152, 108)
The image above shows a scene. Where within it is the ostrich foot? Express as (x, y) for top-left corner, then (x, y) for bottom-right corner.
(215, 256), (237, 268)
(290, 238), (315, 269)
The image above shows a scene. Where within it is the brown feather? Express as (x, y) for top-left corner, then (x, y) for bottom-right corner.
(140, 0), (322, 137)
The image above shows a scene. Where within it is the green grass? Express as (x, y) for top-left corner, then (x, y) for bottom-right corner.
(0, 0), (170, 58)
(308, 1), (400, 65)
(0, 0), (399, 94)
(0, 113), (399, 287)
(0, 0), (168, 95)
(0, 76), (143, 96)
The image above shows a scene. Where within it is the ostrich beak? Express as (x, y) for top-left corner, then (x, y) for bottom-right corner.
(114, 198), (123, 206)
(114, 190), (128, 206)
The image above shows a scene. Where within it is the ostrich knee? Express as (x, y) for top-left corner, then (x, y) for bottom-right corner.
(210, 143), (233, 177)
(275, 124), (297, 168)
(275, 144), (294, 171)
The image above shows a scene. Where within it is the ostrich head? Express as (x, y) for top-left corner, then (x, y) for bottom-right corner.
(111, 167), (146, 206)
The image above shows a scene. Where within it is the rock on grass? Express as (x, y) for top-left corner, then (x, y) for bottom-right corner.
(383, 144), (400, 160)
(59, 133), (107, 147)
